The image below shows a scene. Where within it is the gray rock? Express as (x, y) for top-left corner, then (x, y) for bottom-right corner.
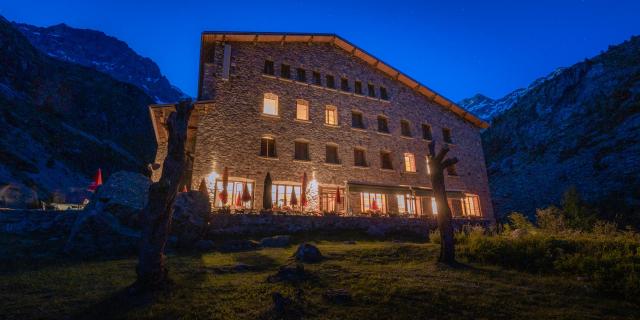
(89, 171), (151, 227)
(218, 239), (260, 252)
(172, 191), (211, 246)
(259, 235), (291, 248)
(293, 243), (323, 263)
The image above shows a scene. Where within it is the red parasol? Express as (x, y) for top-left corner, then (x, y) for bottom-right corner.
(88, 168), (103, 192)
(241, 182), (252, 202)
(235, 191), (242, 207)
(335, 187), (342, 204)
(300, 172), (308, 208)
(181, 185), (188, 193)
(219, 167), (229, 205)
(371, 199), (379, 211)
(290, 188), (298, 206)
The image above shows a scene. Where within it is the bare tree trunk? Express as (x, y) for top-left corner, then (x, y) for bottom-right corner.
(135, 100), (193, 290)
(427, 142), (459, 265)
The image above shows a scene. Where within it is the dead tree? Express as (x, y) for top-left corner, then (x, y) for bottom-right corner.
(135, 100), (193, 290)
(427, 141), (459, 265)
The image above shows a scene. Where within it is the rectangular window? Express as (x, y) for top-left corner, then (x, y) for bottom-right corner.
(448, 198), (464, 217)
(312, 71), (322, 85)
(431, 197), (438, 215)
(443, 128), (453, 143)
(213, 180), (254, 209)
(260, 137), (276, 158)
(340, 77), (350, 91)
(263, 93), (278, 116)
(360, 192), (387, 213)
(447, 163), (458, 176)
(401, 120), (412, 137)
(325, 145), (339, 164)
(325, 105), (338, 125)
(404, 153), (416, 172)
(397, 194), (421, 215)
(377, 116), (389, 133)
(351, 112), (364, 129)
(422, 124), (433, 140)
(326, 75), (335, 89)
(263, 60), (274, 75)
(320, 187), (345, 212)
(271, 183), (302, 209)
(380, 87), (388, 100)
(354, 81), (363, 95)
(296, 68), (306, 82)
(296, 99), (309, 121)
(380, 151), (393, 169)
(354, 148), (367, 167)
(280, 64), (291, 79)
(462, 194), (481, 217)
(294, 141), (310, 161)
(367, 83), (376, 97)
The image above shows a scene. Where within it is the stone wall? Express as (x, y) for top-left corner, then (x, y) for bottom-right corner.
(168, 40), (493, 219)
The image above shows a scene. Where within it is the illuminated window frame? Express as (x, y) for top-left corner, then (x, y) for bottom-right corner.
(263, 93), (279, 116)
(404, 153), (416, 172)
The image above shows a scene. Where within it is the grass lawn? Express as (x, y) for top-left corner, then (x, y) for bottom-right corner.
(1, 239), (639, 319)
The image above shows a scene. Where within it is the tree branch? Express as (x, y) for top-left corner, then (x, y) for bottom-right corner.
(435, 146), (450, 163)
(441, 157), (458, 169)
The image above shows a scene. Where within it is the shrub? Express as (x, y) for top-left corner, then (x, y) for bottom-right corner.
(536, 206), (566, 234)
(561, 187), (597, 230)
(507, 212), (535, 231)
(429, 230), (440, 244)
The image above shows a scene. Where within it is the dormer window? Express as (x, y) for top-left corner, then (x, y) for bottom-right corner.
(296, 68), (306, 82)
(380, 87), (389, 100)
(340, 78), (350, 91)
(326, 75), (335, 89)
(264, 60), (274, 75)
(367, 83), (376, 97)
(280, 64), (291, 79)
(354, 81), (363, 95)
(312, 71), (322, 85)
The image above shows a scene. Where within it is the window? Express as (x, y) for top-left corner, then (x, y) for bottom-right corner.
(312, 71), (322, 85)
(294, 141), (310, 161)
(326, 75), (335, 89)
(213, 179), (254, 208)
(377, 116), (389, 133)
(404, 153), (416, 172)
(367, 83), (376, 97)
(422, 124), (433, 140)
(354, 81), (363, 95)
(260, 137), (276, 158)
(431, 197), (438, 215)
(354, 148), (367, 167)
(296, 68), (306, 82)
(360, 192), (387, 213)
(263, 93), (278, 116)
(280, 64), (291, 79)
(380, 87), (388, 100)
(340, 77), (350, 91)
(447, 163), (458, 176)
(443, 128), (453, 143)
(351, 111), (365, 129)
(380, 151), (393, 169)
(296, 99), (309, 121)
(320, 187), (345, 212)
(264, 60), (274, 75)
(400, 120), (412, 137)
(448, 198), (464, 217)
(271, 184), (302, 209)
(325, 105), (338, 125)
(462, 194), (481, 217)
(325, 144), (339, 164)
(397, 194), (422, 215)
(425, 156), (431, 175)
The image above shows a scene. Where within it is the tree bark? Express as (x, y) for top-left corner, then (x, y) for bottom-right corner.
(427, 142), (459, 265)
(135, 100), (193, 290)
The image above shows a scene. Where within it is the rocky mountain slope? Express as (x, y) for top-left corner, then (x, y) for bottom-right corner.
(0, 16), (155, 207)
(13, 22), (187, 103)
(480, 37), (640, 222)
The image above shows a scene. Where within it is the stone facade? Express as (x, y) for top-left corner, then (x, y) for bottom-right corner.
(151, 33), (494, 220)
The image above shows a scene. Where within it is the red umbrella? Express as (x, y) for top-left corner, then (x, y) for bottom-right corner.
(219, 167), (229, 205)
(241, 182), (252, 202)
(235, 191), (242, 207)
(371, 199), (379, 211)
(88, 168), (103, 192)
(181, 185), (188, 193)
(335, 187), (342, 205)
(290, 188), (298, 206)
(300, 172), (308, 208)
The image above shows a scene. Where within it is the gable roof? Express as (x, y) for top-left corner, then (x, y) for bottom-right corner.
(200, 31), (489, 129)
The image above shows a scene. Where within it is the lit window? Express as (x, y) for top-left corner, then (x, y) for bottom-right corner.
(213, 179), (254, 209)
(401, 120), (412, 137)
(422, 124), (433, 140)
(296, 99), (309, 121)
(294, 141), (310, 161)
(361, 192), (386, 213)
(380, 151), (393, 169)
(325, 144), (339, 164)
(325, 105), (338, 125)
(263, 93), (278, 116)
(462, 194), (482, 216)
(443, 128), (453, 143)
(431, 197), (438, 215)
(260, 137), (276, 158)
(320, 187), (345, 212)
(271, 183), (302, 209)
(354, 148), (367, 167)
(397, 194), (421, 215)
(404, 153), (416, 172)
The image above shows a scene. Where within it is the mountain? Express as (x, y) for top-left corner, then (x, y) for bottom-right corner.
(460, 68), (565, 121)
(0, 16), (155, 207)
(480, 36), (640, 223)
(13, 22), (187, 103)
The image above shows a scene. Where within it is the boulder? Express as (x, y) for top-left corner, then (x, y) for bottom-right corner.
(171, 191), (211, 246)
(90, 171), (151, 227)
(293, 243), (323, 263)
(259, 235), (291, 248)
(218, 239), (260, 252)
(267, 263), (307, 283)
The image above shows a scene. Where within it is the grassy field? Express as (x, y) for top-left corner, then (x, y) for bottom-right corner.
(1, 237), (639, 320)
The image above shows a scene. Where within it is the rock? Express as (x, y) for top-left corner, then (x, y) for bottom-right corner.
(218, 239), (260, 252)
(171, 191), (211, 246)
(194, 239), (215, 252)
(271, 292), (292, 318)
(510, 228), (529, 239)
(323, 289), (352, 305)
(89, 171), (151, 227)
(293, 243), (323, 263)
(259, 235), (291, 248)
(268, 263), (307, 283)
(343, 240), (356, 245)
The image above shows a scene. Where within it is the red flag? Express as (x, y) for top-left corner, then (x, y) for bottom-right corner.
(300, 172), (308, 207)
(235, 191), (242, 207)
(335, 187), (342, 204)
(371, 199), (379, 211)
(241, 182), (252, 202)
(290, 188), (298, 206)
(88, 168), (103, 192)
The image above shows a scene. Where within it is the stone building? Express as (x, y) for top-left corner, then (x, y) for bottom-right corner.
(150, 32), (493, 220)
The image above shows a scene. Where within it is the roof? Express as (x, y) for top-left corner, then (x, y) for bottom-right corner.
(200, 31), (489, 129)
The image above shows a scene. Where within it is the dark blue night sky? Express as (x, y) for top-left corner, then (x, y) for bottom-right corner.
(2, 0), (639, 101)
